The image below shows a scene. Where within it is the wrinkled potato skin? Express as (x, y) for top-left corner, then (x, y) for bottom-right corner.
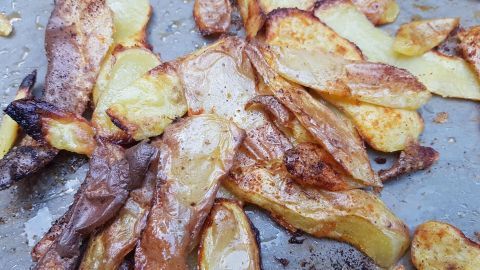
(194, 0), (232, 35)
(198, 199), (261, 270)
(412, 221), (480, 270)
(459, 26), (480, 79)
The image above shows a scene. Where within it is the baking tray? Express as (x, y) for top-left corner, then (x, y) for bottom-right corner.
(0, 0), (479, 269)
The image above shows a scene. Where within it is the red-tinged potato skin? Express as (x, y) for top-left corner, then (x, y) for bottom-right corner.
(193, 0), (232, 35)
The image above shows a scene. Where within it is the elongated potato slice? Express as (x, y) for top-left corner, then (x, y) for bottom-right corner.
(106, 0), (151, 46)
(412, 221), (480, 270)
(314, 0), (480, 100)
(224, 164), (410, 268)
(322, 96), (424, 152)
(194, 0), (232, 35)
(238, 0), (316, 38)
(199, 199), (261, 270)
(92, 47), (161, 142)
(135, 115), (244, 269)
(5, 100), (96, 156)
(106, 63), (187, 141)
(459, 26), (480, 79)
(0, 72), (35, 159)
(393, 18), (460, 56)
(247, 43), (379, 187)
(351, 0), (399, 25)
(269, 45), (430, 110)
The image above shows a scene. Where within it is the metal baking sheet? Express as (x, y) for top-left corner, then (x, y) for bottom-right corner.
(0, 0), (479, 269)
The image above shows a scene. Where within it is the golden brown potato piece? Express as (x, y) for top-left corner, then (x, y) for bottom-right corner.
(0, 72), (35, 159)
(411, 221), (480, 270)
(459, 26), (480, 79)
(224, 163), (410, 268)
(393, 18), (460, 56)
(246, 43), (380, 187)
(0, 13), (12, 36)
(106, 0), (151, 46)
(135, 115), (244, 270)
(5, 100), (96, 156)
(351, 0), (399, 25)
(379, 141), (439, 182)
(105, 63), (188, 141)
(194, 0), (232, 35)
(238, 0), (316, 38)
(268, 45), (431, 110)
(314, 1), (480, 100)
(198, 199), (261, 270)
(178, 37), (292, 161)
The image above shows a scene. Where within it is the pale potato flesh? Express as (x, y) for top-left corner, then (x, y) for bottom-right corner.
(314, 1), (480, 100)
(42, 117), (96, 156)
(106, 0), (151, 46)
(0, 13), (12, 36)
(351, 0), (399, 25)
(106, 63), (188, 141)
(224, 163), (410, 268)
(92, 47), (161, 141)
(411, 221), (480, 270)
(393, 18), (459, 56)
(199, 199), (261, 270)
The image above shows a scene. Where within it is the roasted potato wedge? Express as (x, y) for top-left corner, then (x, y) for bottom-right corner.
(314, 0), (480, 100)
(0, 71), (35, 159)
(351, 0), (399, 25)
(321, 95), (424, 152)
(268, 45), (430, 110)
(193, 0), (232, 35)
(411, 221), (480, 270)
(246, 44), (380, 187)
(224, 164), (410, 268)
(0, 13), (12, 36)
(198, 199), (261, 270)
(178, 37), (292, 161)
(106, 0), (151, 46)
(106, 63), (188, 141)
(92, 47), (161, 142)
(5, 100), (96, 156)
(238, 0), (316, 38)
(393, 18), (460, 56)
(263, 8), (423, 151)
(459, 26), (480, 79)
(135, 115), (244, 269)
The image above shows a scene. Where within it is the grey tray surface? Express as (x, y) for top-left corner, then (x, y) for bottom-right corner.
(0, 0), (479, 269)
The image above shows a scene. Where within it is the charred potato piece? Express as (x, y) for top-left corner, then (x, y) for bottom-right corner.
(238, 0), (316, 38)
(194, 0), (232, 35)
(135, 115), (244, 269)
(92, 47), (161, 142)
(5, 100), (96, 156)
(106, 63), (188, 141)
(268, 45), (431, 110)
(198, 199), (261, 270)
(459, 26), (480, 78)
(224, 164), (410, 268)
(246, 43), (380, 187)
(351, 0), (399, 25)
(393, 18), (460, 56)
(411, 221), (480, 269)
(0, 71), (35, 159)
(107, 0), (151, 46)
(314, 0), (480, 100)
(0, 13), (12, 36)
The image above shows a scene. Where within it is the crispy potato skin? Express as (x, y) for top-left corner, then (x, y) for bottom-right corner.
(459, 26), (480, 79)
(224, 163), (410, 268)
(194, 0), (232, 35)
(135, 115), (244, 270)
(393, 18), (460, 56)
(351, 0), (399, 25)
(198, 199), (261, 270)
(411, 221), (480, 270)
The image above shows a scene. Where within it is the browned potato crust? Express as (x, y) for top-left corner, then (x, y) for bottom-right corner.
(351, 0), (399, 25)
(459, 26), (480, 79)
(193, 0), (232, 35)
(412, 221), (480, 269)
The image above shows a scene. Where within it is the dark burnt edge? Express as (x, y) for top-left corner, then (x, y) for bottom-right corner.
(313, 0), (350, 11)
(4, 99), (47, 141)
(19, 70), (37, 93)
